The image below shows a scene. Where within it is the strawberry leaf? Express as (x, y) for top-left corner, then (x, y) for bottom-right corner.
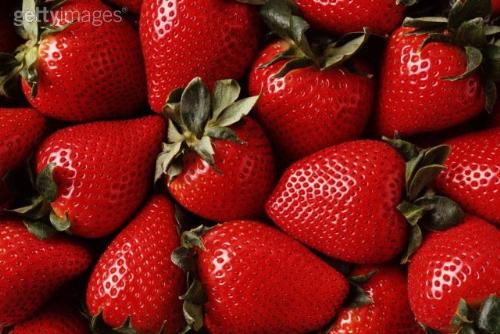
(211, 79), (241, 121)
(454, 18), (487, 48)
(21, 0), (39, 41)
(36, 163), (58, 202)
(180, 78), (211, 138)
(214, 95), (259, 127)
(401, 224), (423, 264)
(322, 28), (371, 70)
(23, 221), (57, 240)
(414, 195), (464, 231)
(444, 46), (483, 81)
(403, 17), (449, 31)
(155, 142), (183, 183)
(205, 127), (242, 144)
(448, 0), (492, 32)
(192, 136), (215, 166)
(478, 295), (500, 333)
(49, 211), (71, 232)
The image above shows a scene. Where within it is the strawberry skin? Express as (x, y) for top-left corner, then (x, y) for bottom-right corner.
(87, 195), (184, 334)
(328, 266), (422, 334)
(198, 220), (349, 333)
(248, 41), (375, 164)
(0, 219), (92, 327)
(11, 298), (90, 334)
(140, 0), (262, 113)
(0, 108), (46, 178)
(36, 116), (165, 238)
(22, 1), (146, 122)
(168, 118), (276, 222)
(376, 27), (484, 136)
(408, 215), (500, 332)
(266, 140), (407, 264)
(436, 128), (500, 225)
(294, 0), (405, 36)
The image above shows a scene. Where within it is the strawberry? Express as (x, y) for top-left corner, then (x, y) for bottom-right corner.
(248, 40), (374, 164)
(140, 0), (262, 113)
(86, 195), (184, 334)
(0, 218), (92, 327)
(327, 266), (422, 334)
(266, 139), (464, 264)
(10, 298), (90, 334)
(156, 78), (276, 222)
(376, 25), (484, 136)
(173, 220), (349, 333)
(435, 128), (500, 225)
(408, 215), (500, 332)
(0, 108), (46, 179)
(0, 108), (46, 210)
(247, 0), (374, 164)
(24, 116), (165, 238)
(0, 0), (146, 122)
(294, 0), (405, 36)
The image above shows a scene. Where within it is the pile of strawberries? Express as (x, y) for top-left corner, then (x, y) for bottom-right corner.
(0, 0), (499, 333)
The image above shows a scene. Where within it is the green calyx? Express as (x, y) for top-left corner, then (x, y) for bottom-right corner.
(171, 225), (212, 333)
(447, 295), (500, 334)
(7, 163), (71, 240)
(155, 77), (260, 183)
(345, 270), (377, 308)
(384, 137), (465, 264)
(89, 309), (167, 334)
(403, 0), (500, 113)
(257, 0), (371, 77)
(0, 0), (73, 98)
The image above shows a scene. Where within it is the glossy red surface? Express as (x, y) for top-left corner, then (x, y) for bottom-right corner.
(168, 118), (276, 222)
(294, 0), (405, 36)
(0, 219), (92, 327)
(23, 1), (146, 122)
(408, 216), (500, 332)
(436, 128), (500, 225)
(199, 220), (349, 333)
(140, 0), (262, 113)
(87, 195), (184, 334)
(249, 41), (375, 164)
(328, 266), (422, 334)
(266, 140), (407, 263)
(376, 27), (484, 136)
(35, 116), (165, 238)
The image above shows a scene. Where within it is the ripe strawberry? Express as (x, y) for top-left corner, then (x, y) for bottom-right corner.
(87, 195), (184, 334)
(0, 218), (92, 327)
(0, 0), (146, 122)
(10, 298), (90, 334)
(435, 128), (500, 225)
(266, 140), (408, 263)
(33, 116), (165, 238)
(408, 215), (500, 332)
(156, 78), (276, 222)
(0, 108), (46, 179)
(376, 26), (484, 136)
(294, 0), (405, 36)
(140, 0), (261, 113)
(0, 108), (46, 210)
(248, 40), (374, 163)
(174, 220), (349, 333)
(327, 266), (422, 334)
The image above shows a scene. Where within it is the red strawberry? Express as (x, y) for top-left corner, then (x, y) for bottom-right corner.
(0, 108), (46, 179)
(140, 0), (262, 113)
(156, 78), (276, 222)
(435, 128), (500, 225)
(10, 298), (90, 334)
(294, 0), (405, 36)
(327, 266), (422, 334)
(1, 0), (146, 122)
(34, 116), (165, 238)
(266, 140), (408, 264)
(86, 195), (184, 334)
(175, 220), (349, 333)
(0, 108), (46, 210)
(408, 215), (500, 332)
(376, 26), (484, 136)
(248, 40), (374, 163)
(111, 0), (142, 13)
(0, 219), (92, 327)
